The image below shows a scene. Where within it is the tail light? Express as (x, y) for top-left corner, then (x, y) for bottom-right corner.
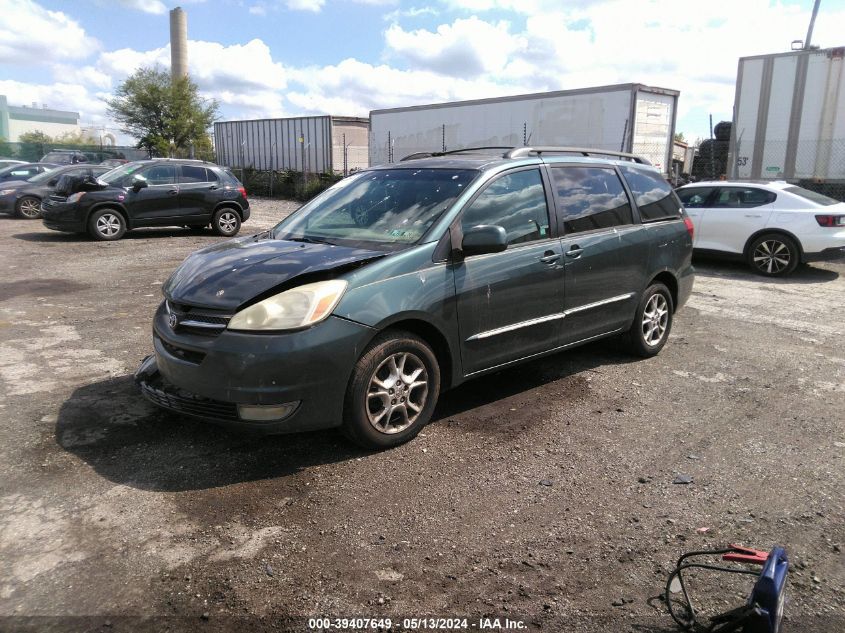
(238, 186), (247, 198)
(815, 214), (844, 227)
(683, 215), (695, 238)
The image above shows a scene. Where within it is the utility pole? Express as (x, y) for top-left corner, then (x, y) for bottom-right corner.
(805, 0), (821, 50)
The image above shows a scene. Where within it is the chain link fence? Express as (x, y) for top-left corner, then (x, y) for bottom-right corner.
(0, 141), (150, 163)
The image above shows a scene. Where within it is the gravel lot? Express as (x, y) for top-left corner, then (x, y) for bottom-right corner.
(0, 197), (843, 632)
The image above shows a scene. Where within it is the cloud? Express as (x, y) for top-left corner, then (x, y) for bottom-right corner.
(385, 17), (522, 77)
(286, 0), (325, 11)
(0, 79), (108, 120)
(111, 0), (167, 13)
(0, 0), (99, 64)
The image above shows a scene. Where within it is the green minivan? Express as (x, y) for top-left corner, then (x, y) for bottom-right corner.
(136, 147), (694, 448)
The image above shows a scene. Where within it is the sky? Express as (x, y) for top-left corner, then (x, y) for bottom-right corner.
(1, 0), (843, 146)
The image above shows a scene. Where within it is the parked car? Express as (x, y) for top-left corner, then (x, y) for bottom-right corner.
(135, 146), (695, 449)
(100, 158), (129, 168)
(0, 164), (111, 219)
(0, 159), (25, 170)
(0, 162), (58, 183)
(41, 159), (249, 240)
(40, 150), (90, 164)
(677, 180), (845, 276)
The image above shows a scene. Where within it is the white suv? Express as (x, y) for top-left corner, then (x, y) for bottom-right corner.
(677, 181), (845, 276)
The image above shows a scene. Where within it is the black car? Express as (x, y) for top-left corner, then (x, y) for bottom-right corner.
(0, 162), (58, 183)
(0, 164), (111, 219)
(41, 159), (250, 240)
(136, 146), (695, 449)
(40, 150), (90, 164)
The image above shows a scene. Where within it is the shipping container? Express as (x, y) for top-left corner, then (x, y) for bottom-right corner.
(214, 116), (369, 174)
(729, 46), (845, 182)
(369, 83), (679, 174)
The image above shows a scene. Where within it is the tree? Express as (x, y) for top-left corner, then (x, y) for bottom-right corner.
(106, 66), (218, 157)
(18, 130), (53, 145)
(674, 132), (686, 143)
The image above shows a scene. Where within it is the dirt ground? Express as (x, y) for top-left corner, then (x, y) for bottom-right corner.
(0, 199), (843, 633)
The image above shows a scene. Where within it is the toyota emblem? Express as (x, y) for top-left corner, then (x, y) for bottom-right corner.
(168, 312), (179, 329)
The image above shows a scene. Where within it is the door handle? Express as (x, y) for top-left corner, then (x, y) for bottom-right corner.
(565, 246), (583, 258)
(167, 188), (179, 195)
(208, 185), (218, 190)
(539, 251), (560, 264)
(744, 213), (762, 217)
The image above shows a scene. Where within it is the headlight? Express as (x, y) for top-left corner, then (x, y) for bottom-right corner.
(66, 192), (85, 203)
(228, 280), (348, 331)
(0, 189), (15, 196)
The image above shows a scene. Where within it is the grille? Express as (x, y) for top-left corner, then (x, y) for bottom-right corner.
(166, 300), (232, 336)
(140, 375), (239, 422)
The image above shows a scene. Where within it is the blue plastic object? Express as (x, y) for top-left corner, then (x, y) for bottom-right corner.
(747, 547), (789, 633)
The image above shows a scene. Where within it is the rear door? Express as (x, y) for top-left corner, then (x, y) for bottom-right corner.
(552, 165), (646, 344)
(453, 167), (565, 375)
(695, 186), (777, 254)
(177, 165), (219, 219)
(126, 164), (180, 224)
(677, 186), (718, 247)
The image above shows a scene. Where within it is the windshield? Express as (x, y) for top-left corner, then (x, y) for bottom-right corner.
(98, 162), (146, 185)
(272, 168), (478, 250)
(27, 167), (62, 184)
(784, 186), (839, 206)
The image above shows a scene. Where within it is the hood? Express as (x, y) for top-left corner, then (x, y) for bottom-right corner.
(164, 233), (385, 310)
(0, 180), (30, 191)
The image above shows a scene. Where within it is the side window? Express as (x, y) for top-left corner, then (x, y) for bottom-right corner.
(552, 167), (633, 234)
(461, 169), (550, 247)
(715, 187), (776, 208)
(677, 187), (716, 208)
(180, 165), (208, 183)
(141, 165), (177, 185)
(206, 168), (219, 182)
(620, 165), (682, 222)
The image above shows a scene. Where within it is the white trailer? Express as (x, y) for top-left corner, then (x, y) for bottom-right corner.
(729, 46), (845, 182)
(369, 83), (679, 175)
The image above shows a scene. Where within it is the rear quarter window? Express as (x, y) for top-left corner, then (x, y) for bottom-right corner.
(620, 165), (682, 222)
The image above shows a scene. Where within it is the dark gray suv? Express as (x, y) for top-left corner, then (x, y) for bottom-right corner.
(41, 159), (249, 240)
(136, 147), (694, 449)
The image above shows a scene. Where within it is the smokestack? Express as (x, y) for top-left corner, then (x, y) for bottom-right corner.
(169, 7), (188, 82)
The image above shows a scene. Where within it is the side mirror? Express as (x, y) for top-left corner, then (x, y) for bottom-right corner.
(131, 176), (148, 191)
(461, 225), (508, 257)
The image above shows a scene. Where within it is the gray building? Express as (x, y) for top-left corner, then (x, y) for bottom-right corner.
(214, 115), (369, 175)
(0, 95), (80, 142)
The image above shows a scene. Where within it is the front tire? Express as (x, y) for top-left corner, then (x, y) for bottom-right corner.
(747, 233), (799, 277)
(343, 331), (441, 449)
(623, 283), (674, 358)
(212, 208), (241, 237)
(15, 195), (42, 219)
(88, 209), (126, 241)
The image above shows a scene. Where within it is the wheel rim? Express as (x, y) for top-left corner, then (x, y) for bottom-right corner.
(366, 352), (429, 435)
(753, 239), (790, 274)
(641, 293), (669, 347)
(218, 211), (238, 233)
(19, 198), (40, 218)
(96, 213), (122, 237)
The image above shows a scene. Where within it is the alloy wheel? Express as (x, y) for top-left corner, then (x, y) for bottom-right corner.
(641, 293), (669, 347)
(96, 213), (122, 237)
(18, 197), (41, 218)
(753, 239), (791, 275)
(218, 211), (238, 234)
(366, 352), (429, 434)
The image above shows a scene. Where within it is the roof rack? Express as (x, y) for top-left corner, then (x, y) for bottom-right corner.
(399, 146), (515, 162)
(505, 146), (651, 165)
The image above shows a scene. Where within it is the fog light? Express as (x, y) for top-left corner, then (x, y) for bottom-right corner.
(237, 402), (299, 422)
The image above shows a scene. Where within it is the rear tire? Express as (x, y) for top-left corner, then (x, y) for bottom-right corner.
(212, 208), (241, 236)
(623, 283), (674, 358)
(747, 233), (799, 277)
(88, 208), (126, 241)
(343, 331), (440, 450)
(15, 195), (42, 219)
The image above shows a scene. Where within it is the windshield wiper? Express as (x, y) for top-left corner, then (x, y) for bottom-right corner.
(283, 236), (336, 245)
